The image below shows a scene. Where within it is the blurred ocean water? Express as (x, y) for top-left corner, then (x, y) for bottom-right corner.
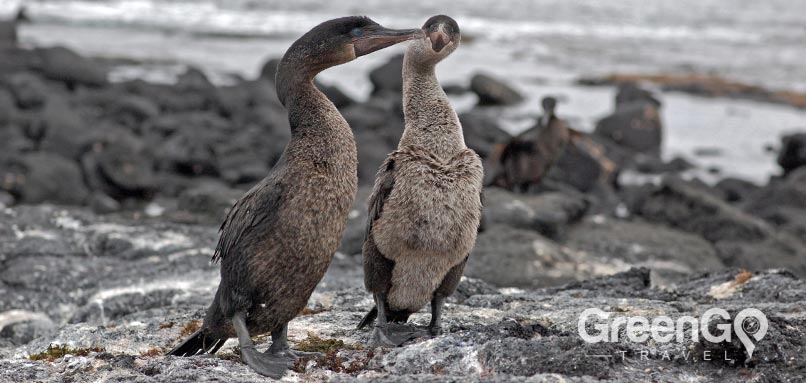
(2, 0), (804, 91)
(1, 0), (805, 182)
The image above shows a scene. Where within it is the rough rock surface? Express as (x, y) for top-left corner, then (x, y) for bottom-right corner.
(2, 206), (803, 382)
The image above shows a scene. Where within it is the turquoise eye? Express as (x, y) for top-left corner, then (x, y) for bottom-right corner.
(351, 28), (362, 37)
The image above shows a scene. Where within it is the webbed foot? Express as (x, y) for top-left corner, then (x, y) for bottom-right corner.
(370, 322), (430, 347)
(240, 345), (292, 379)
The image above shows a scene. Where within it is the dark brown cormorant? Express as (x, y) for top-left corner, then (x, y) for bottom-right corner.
(167, 17), (421, 378)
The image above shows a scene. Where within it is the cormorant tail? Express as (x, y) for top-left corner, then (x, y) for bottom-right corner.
(166, 329), (225, 357)
(357, 306), (378, 329)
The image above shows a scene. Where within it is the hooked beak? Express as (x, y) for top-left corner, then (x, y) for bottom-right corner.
(353, 26), (423, 57)
(429, 28), (451, 52)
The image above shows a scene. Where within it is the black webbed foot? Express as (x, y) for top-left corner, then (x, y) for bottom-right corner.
(370, 322), (430, 347)
(240, 345), (293, 379)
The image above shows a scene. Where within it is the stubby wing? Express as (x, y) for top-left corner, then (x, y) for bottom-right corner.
(211, 178), (284, 264)
(365, 156), (396, 241)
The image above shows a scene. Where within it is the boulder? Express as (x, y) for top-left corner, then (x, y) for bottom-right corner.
(355, 129), (396, 185)
(567, 217), (724, 286)
(81, 137), (156, 200)
(482, 187), (588, 240)
(0, 19), (16, 47)
(1, 152), (89, 205)
(0, 190), (13, 207)
(38, 100), (94, 160)
(259, 57), (282, 81)
(777, 132), (806, 174)
(614, 82), (661, 109)
(35, 46), (108, 88)
(459, 111), (511, 158)
(714, 177), (760, 203)
(177, 180), (242, 222)
(746, 167), (806, 212)
(467, 224), (624, 287)
(544, 133), (617, 194)
(469, 73), (524, 106)
(107, 95), (160, 124)
(369, 54), (403, 95)
(638, 176), (806, 275)
(316, 81), (354, 109)
(338, 187), (372, 256)
(593, 100), (662, 157)
(0, 313), (55, 345)
(5, 72), (49, 109)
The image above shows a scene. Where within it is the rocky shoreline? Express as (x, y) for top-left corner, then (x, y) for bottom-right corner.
(1, 26), (806, 382)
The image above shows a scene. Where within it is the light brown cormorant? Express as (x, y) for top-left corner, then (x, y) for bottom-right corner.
(356, 15), (484, 346)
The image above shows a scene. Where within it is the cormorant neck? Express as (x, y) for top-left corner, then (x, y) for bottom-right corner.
(275, 53), (321, 109)
(400, 52), (465, 156)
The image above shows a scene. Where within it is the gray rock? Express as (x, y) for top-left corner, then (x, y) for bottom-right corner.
(177, 180), (242, 222)
(0, 313), (55, 345)
(469, 73), (524, 106)
(482, 187), (588, 240)
(459, 111), (511, 159)
(5, 72), (49, 109)
(566, 218), (724, 286)
(1, 152), (88, 205)
(467, 224), (624, 287)
(594, 101), (662, 157)
(638, 176), (806, 275)
(0, 19), (16, 47)
(369, 54), (404, 95)
(35, 46), (108, 88)
(2, 198), (806, 382)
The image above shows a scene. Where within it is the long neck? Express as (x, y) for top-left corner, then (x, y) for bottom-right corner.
(399, 51), (465, 156)
(276, 57), (356, 174)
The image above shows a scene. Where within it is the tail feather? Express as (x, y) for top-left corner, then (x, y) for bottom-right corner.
(357, 306), (378, 329)
(166, 329), (224, 357)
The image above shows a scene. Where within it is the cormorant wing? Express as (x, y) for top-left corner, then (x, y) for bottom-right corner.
(212, 177), (284, 264)
(365, 156), (396, 241)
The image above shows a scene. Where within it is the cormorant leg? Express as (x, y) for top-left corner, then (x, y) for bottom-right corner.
(370, 293), (428, 347)
(232, 312), (291, 378)
(266, 323), (324, 359)
(427, 296), (445, 336)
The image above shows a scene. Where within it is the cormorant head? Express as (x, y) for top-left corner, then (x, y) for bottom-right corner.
(541, 96), (557, 116)
(407, 15), (460, 65)
(282, 16), (422, 75)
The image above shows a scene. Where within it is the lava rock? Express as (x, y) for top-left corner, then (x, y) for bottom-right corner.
(38, 100), (94, 160)
(567, 217), (724, 286)
(34, 46), (108, 88)
(459, 111), (511, 158)
(614, 82), (661, 109)
(5, 72), (49, 109)
(2, 152), (89, 205)
(594, 101), (662, 157)
(369, 54), (404, 95)
(469, 73), (524, 106)
(177, 180), (242, 222)
(777, 132), (806, 175)
(714, 177), (760, 203)
(0, 19), (16, 47)
(467, 224), (618, 287)
(638, 176), (806, 275)
(482, 187), (588, 240)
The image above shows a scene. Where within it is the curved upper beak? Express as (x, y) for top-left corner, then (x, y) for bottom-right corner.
(353, 26), (423, 57)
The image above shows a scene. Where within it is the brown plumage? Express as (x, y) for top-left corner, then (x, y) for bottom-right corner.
(166, 17), (421, 378)
(358, 15), (484, 346)
(485, 96), (571, 192)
